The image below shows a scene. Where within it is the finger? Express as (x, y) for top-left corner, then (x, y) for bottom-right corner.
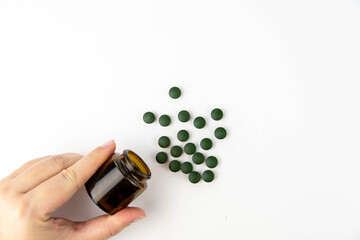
(28, 140), (116, 218)
(14, 153), (83, 193)
(3, 155), (51, 181)
(70, 207), (146, 240)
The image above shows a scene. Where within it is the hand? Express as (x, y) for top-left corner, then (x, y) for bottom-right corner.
(0, 140), (146, 240)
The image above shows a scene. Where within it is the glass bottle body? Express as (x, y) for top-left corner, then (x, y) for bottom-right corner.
(85, 150), (151, 215)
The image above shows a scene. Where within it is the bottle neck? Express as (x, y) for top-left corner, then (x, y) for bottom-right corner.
(119, 157), (146, 183)
(115, 151), (151, 183)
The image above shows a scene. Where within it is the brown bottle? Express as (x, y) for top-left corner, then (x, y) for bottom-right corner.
(85, 150), (151, 215)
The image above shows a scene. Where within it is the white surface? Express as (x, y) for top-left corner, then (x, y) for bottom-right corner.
(1, 0), (360, 239)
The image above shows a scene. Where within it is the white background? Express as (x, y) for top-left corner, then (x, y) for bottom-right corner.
(1, 0), (360, 239)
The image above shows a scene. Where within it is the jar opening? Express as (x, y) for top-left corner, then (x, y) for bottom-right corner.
(124, 150), (151, 179)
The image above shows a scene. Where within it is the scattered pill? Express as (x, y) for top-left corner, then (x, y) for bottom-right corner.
(184, 142), (196, 155)
(205, 156), (218, 168)
(145, 88), (227, 183)
(202, 170), (215, 182)
(193, 116), (206, 129)
(169, 86), (181, 99)
(192, 152), (205, 165)
(158, 136), (171, 148)
(181, 162), (193, 174)
(214, 127), (227, 140)
(200, 138), (213, 150)
(159, 114), (171, 127)
(189, 171), (201, 183)
(170, 145), (183, 158)
(211, 108), (223, 121)
(177, 130), (189, 142)
(143, 112), (155, 124)
(178, 110), (190, 122)
(169, 160), (181, 172)
(155, 152), (168, 164)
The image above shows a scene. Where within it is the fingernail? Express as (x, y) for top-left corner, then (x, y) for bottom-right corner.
(101, 140), (114, 147)
(132, 215), (146, 223)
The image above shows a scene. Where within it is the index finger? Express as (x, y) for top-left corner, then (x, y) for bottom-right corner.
(26, 140), (116, 219)
(3, 155), (51, 181)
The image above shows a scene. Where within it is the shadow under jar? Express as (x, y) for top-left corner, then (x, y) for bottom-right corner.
(85, 150), (151, 215)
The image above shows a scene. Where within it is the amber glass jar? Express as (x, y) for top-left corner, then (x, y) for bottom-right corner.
(85, 150), (151, 215)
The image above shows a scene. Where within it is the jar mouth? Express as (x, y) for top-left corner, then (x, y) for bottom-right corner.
(123, 149), (151, 179)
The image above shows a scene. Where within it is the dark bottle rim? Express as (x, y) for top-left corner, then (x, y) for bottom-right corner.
(122, 149), (151, 180)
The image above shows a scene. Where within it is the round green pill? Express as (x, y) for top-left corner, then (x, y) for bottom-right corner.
(143, 112), (155, 124)
(159, 114), (171, 127)
(170, 145), (183, 158)
(158, 136), (171, 148)
(184, 142), (196, 155)
(181, 162), (193, 174)
(189, 171), (201, 184)
(202, 170), (215, 182)
(200, 138), (213, 150)
(155, 152), (168, 164)
(205, 156), (218, 168)
(192, 152), (205, 165)
(169, 160), (181, 172)
(214, 127), (227, 140)
(178, 110), (190, 122)
(169, 86), (181, 99)
(193, 116), (206, 129)
(211, 108), (223, 121)
(177, 130), (189, 142)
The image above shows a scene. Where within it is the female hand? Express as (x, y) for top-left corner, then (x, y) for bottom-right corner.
(0, 140), (146, 240)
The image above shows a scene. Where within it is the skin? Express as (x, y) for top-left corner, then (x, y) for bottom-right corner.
(0, 140), (146, 240)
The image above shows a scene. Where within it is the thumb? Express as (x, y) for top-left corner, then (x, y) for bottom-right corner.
(73, 207), (146, 240)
